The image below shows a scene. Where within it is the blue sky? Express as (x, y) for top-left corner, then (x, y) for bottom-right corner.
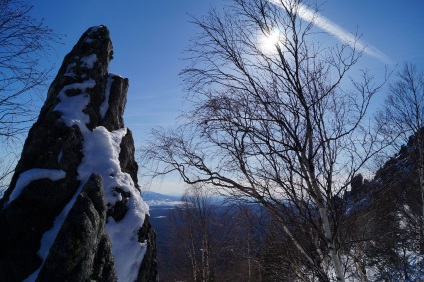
(30, 0), (424, 195)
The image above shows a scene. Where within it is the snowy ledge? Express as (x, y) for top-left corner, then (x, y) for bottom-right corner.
(6, 169), (66, 205)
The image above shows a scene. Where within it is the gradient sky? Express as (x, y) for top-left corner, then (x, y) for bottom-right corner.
(30, 0), (424, 195)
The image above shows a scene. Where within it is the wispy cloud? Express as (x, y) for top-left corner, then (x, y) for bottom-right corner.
(268, 0), (392, 64)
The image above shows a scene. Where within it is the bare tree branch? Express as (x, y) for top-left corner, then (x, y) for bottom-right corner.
(141, 0), (388, 280)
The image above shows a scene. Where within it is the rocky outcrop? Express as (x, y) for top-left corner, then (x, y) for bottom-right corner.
(0, 26), (157, 281)
(37, 174), (116, 281)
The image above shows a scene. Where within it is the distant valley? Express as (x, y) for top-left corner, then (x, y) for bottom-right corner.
(142, 191), (184, 207)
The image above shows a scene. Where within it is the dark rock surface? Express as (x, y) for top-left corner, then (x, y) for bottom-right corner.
(137, 214), (159, 282)
(37, 173), (117, 281)
(0, 26), (157, 281)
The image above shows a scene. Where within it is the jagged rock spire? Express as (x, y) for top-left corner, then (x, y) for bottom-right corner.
(0, 26), (157, 281)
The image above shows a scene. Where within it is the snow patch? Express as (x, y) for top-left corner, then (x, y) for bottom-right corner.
(6, 169), (66, 205)
(80, 54), (97, 69)
(54, 79), (95, 129)
(106, 210), (148, 282)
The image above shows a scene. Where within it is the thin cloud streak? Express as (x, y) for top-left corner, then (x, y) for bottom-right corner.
(268, 0), (392, 64)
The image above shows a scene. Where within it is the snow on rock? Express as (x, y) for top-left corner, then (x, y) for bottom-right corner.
(0, 25), (157, 282)
(54, 79), (95, 128)
(77, 125), (149, 281)
(41, 72), (148, 280)
(26, 124), (149, 281)
(106, 212), (148, 282)
(79, 127), (148, 282)
(6, 169), (66, 204)
(80, 54), (98, 69)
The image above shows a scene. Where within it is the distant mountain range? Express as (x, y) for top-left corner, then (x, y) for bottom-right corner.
(141, 191), (184, 207)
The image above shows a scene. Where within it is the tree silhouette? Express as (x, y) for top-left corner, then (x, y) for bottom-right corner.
(0, 0), (61, 194)
(143, 0), (387, 280)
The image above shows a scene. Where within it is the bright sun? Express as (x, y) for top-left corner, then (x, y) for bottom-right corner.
(260, 28), (281, 53)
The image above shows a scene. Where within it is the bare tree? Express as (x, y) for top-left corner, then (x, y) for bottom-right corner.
(167, 185), (216, 281)
(376, 63), (424, 232)
(167, 186), (263, 281)
(0, 0), (61, 195)
(168, 185), (227, 281)
(142, 0), (386, 280)
(0, 156), (15, 195)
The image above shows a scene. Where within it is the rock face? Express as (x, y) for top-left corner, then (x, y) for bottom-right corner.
(0, 26), (157, 281)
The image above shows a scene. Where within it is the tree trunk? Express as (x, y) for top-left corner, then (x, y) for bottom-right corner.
(312, 182), (345, 281)
(189, 232), (198, 282)
(354, 244), (367, 282)
(419, 145), (424, 244)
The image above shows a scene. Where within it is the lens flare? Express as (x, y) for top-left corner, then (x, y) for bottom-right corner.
(260, 28), (281, 54)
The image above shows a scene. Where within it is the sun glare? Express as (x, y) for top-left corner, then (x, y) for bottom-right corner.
(260, 28), (281, 53)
